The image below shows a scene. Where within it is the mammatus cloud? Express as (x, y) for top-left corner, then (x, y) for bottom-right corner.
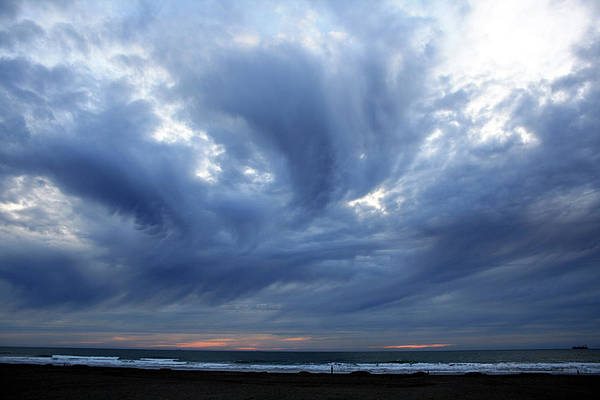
(0, 0), (599, 350)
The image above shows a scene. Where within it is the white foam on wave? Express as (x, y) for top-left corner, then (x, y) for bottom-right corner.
(52, 355), (120, 361)
(1, 356), (599, 374)
(137, 358), (187, 366)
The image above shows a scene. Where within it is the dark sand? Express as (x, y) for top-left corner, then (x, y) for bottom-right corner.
(2, 364), (599, 399)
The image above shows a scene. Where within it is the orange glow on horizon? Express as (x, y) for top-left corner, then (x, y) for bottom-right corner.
(382, 344), (453, 349)
(173, 341), (230, 348)
(283, 337), (311, 342)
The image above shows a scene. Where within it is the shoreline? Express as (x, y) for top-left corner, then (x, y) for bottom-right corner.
(4, 363), (600, 399)
(3, 352), (599, 375)
(2, 360), (599, 375)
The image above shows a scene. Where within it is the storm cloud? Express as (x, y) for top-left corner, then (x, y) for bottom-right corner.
(0, 0), (599, 350)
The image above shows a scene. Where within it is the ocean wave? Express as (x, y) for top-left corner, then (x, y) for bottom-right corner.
(1, 356), (599, 375)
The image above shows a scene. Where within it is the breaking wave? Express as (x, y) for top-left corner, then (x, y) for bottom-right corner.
(1, 355), (599, 375)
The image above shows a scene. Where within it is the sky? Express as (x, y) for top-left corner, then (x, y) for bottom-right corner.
(0, 0), (599, 351)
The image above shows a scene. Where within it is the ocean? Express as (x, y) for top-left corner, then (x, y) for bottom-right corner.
(1, 347), (599, 375)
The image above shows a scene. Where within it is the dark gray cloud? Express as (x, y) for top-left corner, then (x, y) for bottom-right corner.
(0, 0), (19, 20)
(0, 241), (113, 308)
(0, 0), (599, 349)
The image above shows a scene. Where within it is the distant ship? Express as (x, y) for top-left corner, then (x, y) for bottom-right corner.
(572, 345), (588, 350)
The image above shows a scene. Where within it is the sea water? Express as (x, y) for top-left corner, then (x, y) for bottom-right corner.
(1, 347), (599, 375)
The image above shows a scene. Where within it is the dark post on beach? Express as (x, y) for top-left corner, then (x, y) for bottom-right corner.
(330, 364), (333, 374)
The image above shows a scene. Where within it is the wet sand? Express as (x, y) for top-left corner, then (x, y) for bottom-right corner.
(3, 363), (600, 399)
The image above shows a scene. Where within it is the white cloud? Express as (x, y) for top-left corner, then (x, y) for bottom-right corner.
(233, 33), (261, 47)
(348, 187), (389, 214)
(438, 0), (591, 87)
(430, 0), (593, 144)
(0, 176), (87, 249)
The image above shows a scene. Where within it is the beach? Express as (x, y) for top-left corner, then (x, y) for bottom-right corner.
(3, 363), (600, 399)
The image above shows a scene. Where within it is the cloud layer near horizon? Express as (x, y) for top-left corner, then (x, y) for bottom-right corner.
(1, 0), (599, 350)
